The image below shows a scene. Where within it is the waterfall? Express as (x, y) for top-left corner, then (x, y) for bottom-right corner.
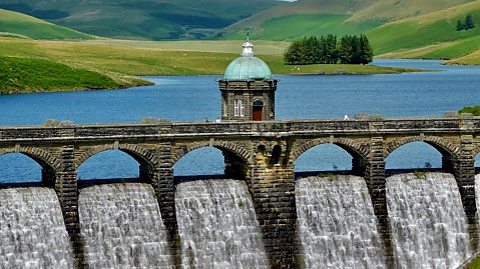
(79, 183), (173, 268)
(296, 175), (387, 268)
(175, 179), (268, 269)
(387, 172), (471, 268)
(0, 187), (74, 269)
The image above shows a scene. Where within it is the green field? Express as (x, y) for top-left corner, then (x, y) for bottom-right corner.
(0, 37), (417, 94)
(0, 9), (92, 40)
(225, 14), (383, 41)
(0, 56), (122, 94)
(367, 1), (480, 55)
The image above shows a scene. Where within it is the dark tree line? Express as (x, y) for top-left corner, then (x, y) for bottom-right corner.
(284, 34), (373, 65)
(457, 14), (475, 31)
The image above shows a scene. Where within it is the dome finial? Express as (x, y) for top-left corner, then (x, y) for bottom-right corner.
(241, 31), (254, 57)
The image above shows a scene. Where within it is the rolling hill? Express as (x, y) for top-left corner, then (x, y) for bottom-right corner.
(366, 0), (480, 55)
(0, 9), (92, 40)
(0, 0), (281, 40)
(223, 0), (476, 40)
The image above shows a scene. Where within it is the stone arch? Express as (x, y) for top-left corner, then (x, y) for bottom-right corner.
(385, 136), (460, 160)
(290, 137), (369, 164)
(0, 146), (61, 172)
(75, 144), (157, 169)
(172, 140), (251, 166)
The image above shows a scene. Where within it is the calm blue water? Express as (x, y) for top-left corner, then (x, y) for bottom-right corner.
(1, 59), (480, 182)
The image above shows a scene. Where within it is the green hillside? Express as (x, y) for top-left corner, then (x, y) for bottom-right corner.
(0, 9), (92, 40)
(367, 1), (480, 55)
(224, 0), (474, 40)
(0, 56), (119, 94)
(0, 0), (280, 40)
(224, 14), (383, 40)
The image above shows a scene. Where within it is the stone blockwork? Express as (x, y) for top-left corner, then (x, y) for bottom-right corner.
(1, 116), (480, 268)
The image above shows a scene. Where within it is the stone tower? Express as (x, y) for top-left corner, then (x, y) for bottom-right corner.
(219, 39), (277, 121)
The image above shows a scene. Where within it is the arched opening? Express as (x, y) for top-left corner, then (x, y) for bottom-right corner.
(270, 145), (282, 166)
(252, 99), (263, 121)
(174, 147), (247, 183)
(294, 144), (356, 177)
(77, 150), (143, 182)
(0, 153), (45, 185)
(386, 141), (443, 173)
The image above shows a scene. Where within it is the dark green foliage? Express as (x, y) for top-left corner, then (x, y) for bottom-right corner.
(0, 56), (120, 94)
(459, 106), (480, 116)
(456, 20), (465, 31)
(285, 34), (373, 65)
(457, 14), (476, 31)
(465, 14), (476, 29)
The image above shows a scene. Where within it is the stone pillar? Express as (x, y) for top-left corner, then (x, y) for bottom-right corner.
(449, 135), (478, 251)
(153, 143), (179, 266)
(248, 158), (298, 268)
(363, 136), (394, 267)
(54, 146), (85, 268)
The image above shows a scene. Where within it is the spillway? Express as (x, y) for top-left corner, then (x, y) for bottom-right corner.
(0, 187), (74, 268)
(175, 179), (268, 269)
(78, 183), (173, 268)
(296, 175), (387, 268)
(387, 172), (471, 268)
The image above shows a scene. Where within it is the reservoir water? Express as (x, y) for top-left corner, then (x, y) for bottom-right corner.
(1, 59), (480, 180)
(1, 59), (480, 268)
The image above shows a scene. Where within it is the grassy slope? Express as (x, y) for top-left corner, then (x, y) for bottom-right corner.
(0, 0), (280, 40)
(224, 14), (383, 41)
(0, 37), (416, 93)
(0, 9), (92, 40)
(349, 0), (474, 22)
(367, 1), (480, 55)
(224, 0), (473, 40)
(0, 56), (119, 94)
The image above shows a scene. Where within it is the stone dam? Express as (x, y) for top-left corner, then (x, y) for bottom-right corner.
(1, 115), (480, 268)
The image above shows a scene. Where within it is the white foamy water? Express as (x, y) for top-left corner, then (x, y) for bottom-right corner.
(175, 179), (269, 269)
(0, 187), (74, 269)
(387, 172), (471, 268)
(296, 175), (387, 268)
(79, 183), (173, 268)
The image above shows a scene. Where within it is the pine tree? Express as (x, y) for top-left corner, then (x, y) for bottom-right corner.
(338, 35), (353, 64)
(465, 14), (475, 30)
(358, 35), (373, 64)
(456, 19), (465, 31)
(284, 40), (302, 65)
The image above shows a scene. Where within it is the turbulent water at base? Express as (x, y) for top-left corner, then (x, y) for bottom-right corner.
(387, 172), (471, 268)
(175, 179), (268, 269)
(0, 187), (74, 269)
(296, 175), (387, 268)
(78, 183), (173, 268)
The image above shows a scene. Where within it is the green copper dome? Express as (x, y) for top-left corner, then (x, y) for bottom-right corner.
(223, 41), (272, 80)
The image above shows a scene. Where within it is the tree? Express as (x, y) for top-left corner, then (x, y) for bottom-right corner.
(465, 14), (475, 30)
(358, 35), (373, 64)
(456, 19), (465, 31)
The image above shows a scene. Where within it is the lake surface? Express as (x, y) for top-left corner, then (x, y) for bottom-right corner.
(1, 59), (480, 182)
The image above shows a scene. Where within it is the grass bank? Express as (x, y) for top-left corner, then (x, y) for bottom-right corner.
(0, 38), (419, 94)
(0, 56), (124, 94)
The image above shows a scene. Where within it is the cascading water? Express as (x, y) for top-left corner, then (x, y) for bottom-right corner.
(296, 175), (387, 268)
(0, 187), (74, 269)
(387, 172), (471, 268)
(78, 183), (173, 268)
(175, 179), (268, 269)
